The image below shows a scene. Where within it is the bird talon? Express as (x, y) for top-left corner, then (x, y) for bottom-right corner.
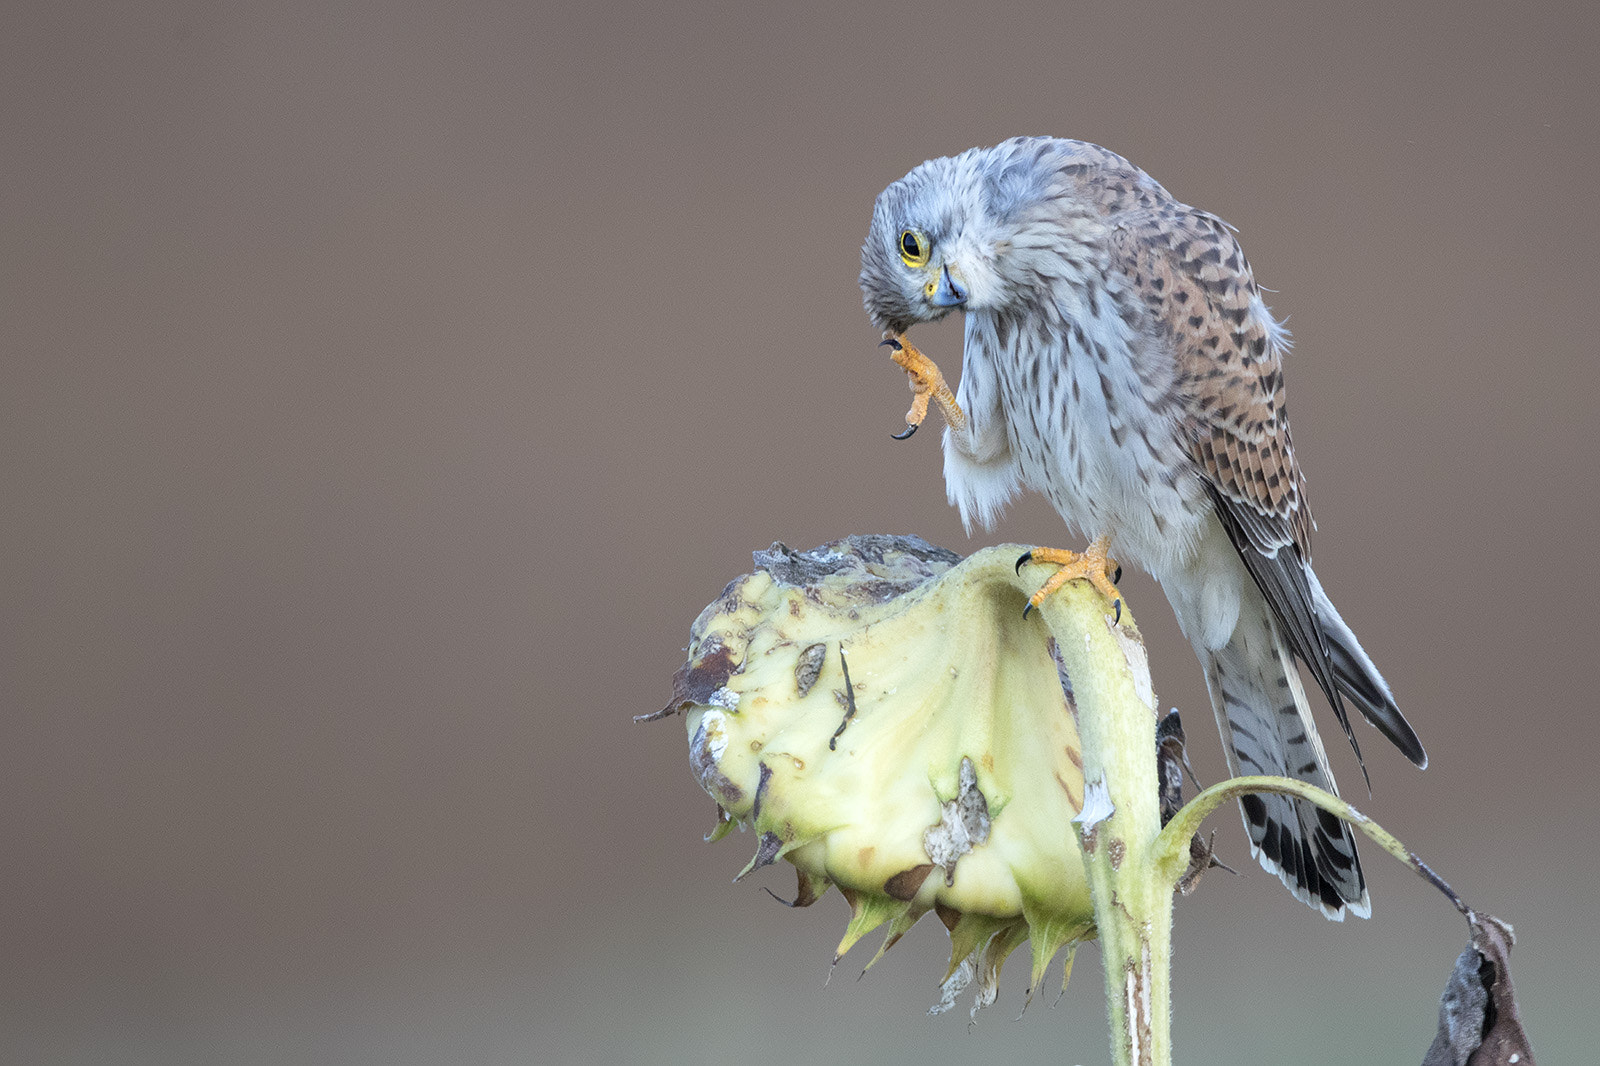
(882, 334), (967, 435)
(1015, 537), (1124, 617)
(890, 422), (918, 441)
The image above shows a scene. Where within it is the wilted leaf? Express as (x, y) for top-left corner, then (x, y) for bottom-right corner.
(1422, 912), (1534, 1066)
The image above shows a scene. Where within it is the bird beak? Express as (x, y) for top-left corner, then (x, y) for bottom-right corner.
(927, 264), (968, 308)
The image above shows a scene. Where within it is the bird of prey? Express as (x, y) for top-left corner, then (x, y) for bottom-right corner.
(859, 137), (1426, 919)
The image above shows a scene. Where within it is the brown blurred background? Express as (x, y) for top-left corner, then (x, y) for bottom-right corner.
(3, 1), (1595, 1062)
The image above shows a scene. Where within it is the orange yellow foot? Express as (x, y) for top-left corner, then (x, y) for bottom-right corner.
(1016, 536), (1124, 621)
(880, 334), (967, 439)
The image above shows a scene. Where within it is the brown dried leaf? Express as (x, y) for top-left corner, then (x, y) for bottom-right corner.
(1422, 912), (1535, 1066)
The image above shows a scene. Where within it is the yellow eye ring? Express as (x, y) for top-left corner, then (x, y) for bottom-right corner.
(898, 229), (931, 268)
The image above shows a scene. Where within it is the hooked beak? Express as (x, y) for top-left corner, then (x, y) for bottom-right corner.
(927, 264), (968, 308)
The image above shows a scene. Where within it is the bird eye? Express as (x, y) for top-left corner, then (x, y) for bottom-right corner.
(898, 229), (931, 268)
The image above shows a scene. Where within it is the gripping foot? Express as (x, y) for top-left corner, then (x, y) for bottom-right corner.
(1016, 536), (1124, 623)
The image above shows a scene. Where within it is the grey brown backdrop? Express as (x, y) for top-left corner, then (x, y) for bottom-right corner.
(4, 1), (1595, 1062)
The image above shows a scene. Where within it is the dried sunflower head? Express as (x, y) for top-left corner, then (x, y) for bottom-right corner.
(646, 535), (1096, 1014)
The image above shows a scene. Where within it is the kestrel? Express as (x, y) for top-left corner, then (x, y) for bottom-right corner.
(859, 137), (1426, 918)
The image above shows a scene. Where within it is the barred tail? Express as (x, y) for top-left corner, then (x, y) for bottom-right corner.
(1202, 592), (1369, 919)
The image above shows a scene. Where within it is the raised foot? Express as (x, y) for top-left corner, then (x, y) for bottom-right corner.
(1016, 536), (1124, 622)
(880, 334), (966, 439)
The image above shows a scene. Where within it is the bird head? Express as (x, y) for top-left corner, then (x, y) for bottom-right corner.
(859, 149), (1001, 336)
(860, 137), (1148, 336)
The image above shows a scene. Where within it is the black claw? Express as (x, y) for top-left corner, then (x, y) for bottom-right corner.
(1113, 565), (1123, 584)
(1021, 601), (1034, 620)
(1112, 599), (1122, 625)
(879, 337), (903, 351)
(1015, 550), (1035, 575)
(890, 422), (918, 440)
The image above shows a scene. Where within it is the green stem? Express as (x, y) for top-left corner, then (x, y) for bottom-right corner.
(1153, 775), (1467, 915)
(1019, 563), (1169, 1066)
